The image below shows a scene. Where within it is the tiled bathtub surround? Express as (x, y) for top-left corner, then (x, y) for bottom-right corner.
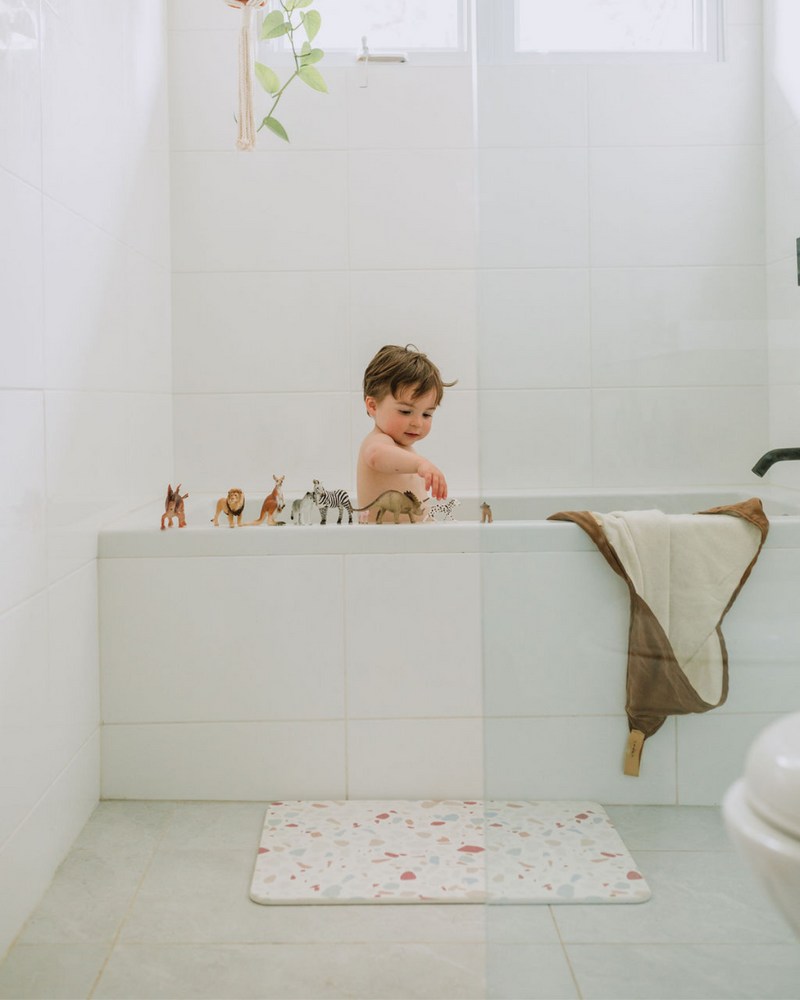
(98, 487), (799, 806)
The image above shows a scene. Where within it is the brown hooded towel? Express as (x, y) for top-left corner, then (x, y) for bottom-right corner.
(547, 499), (769, 775)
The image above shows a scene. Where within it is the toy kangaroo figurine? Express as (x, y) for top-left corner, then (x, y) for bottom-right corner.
(161, 484), (188, 529)
(242, 475), (285, 526)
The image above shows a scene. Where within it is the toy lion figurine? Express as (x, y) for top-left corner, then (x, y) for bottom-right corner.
(212, 488), (245, 528)
(161, 484), (188, 529)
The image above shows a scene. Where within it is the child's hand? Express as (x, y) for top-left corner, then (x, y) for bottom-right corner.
(417, 459), (447, 500)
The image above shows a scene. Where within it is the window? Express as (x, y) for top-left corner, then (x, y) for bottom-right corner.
(261, 0), (470, 66)
(493, 0), (722, 63)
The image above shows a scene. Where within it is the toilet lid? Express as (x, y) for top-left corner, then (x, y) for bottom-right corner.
(744, 712), (800, 839)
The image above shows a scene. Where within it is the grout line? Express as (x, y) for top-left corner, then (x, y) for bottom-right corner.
(549, 906), (584, 1000)
(87, 803), (176, 1000)
(342, 555), (349, 799)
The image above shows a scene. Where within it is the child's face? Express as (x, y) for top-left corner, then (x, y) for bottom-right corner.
(366, 386), (438, 447)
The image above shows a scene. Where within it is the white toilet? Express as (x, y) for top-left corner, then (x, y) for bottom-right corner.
(723, 712), (800, 940)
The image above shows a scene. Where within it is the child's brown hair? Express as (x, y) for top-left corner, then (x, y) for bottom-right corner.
(363, 344), (457, 407)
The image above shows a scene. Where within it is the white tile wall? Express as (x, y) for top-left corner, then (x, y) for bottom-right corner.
(1, 0), (172, 961)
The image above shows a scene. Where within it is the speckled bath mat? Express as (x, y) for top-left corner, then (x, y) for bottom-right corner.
(249, 800), (650, 905)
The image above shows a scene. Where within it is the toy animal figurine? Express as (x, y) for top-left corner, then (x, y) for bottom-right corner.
(212, 488), (245, 528)
(312, 480), (355, 525)
(161, 484), (188, 530)
(242, 475), (285, 526)
(352, 490), (425, 524)
(480, 502), (493, 524)
(291, 491), (316, 525)
(424, 497), (461, 523)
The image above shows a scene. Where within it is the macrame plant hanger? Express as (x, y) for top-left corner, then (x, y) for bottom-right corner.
(224, 0), (268, 151)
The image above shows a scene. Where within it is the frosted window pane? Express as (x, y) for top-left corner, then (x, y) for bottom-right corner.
(517, 0), (699, 52)
(279, 1), (462, 51)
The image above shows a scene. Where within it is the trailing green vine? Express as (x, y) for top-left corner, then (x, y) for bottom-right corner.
(255, 0), (327, 143)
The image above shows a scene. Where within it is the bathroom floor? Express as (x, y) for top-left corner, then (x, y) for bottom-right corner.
(0, 803), (798, 1000)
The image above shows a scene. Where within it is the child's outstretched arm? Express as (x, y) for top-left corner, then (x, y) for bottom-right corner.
(363, 441), (448, 500)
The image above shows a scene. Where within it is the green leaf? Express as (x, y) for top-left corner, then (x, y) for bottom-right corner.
(300, 41), (311, 56)
(297, 64), (327, 93)
(293, 0), (314, 7)
(261, 10), (285, 39)
(263, 116), (289, 142)
(254, 62), (280, 94)
(300, 46), (324, 65)
(300, 9), (321, 42)
(284, 0), (299, 9)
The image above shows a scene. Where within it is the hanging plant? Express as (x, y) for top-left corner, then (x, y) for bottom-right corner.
(255, 0), (327, 144)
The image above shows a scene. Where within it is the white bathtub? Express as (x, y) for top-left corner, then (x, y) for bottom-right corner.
(98, 486), (800, 805)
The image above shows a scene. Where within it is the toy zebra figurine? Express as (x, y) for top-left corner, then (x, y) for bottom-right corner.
(312, 479), (354, 525)
(423, 497), (461, 523)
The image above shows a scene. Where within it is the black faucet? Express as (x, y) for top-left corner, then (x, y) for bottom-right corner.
(751, 448), (800, 477)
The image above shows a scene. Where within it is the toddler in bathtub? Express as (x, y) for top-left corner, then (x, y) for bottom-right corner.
(357, 344), (456, 523)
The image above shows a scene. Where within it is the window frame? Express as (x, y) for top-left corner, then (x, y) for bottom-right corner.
(485, 0), (724, 66)
(256, 0), (473, 68)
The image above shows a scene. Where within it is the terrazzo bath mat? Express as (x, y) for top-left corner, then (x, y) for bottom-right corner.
(249, 799), (650, 905)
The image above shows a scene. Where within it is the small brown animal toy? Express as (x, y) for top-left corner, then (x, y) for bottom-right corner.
(352, 490), (425, 524)
(161, 484), (188, 529)
(480, 502), (493, 524)
(212, 488), (245, 528)
(242, 475), (285, 526)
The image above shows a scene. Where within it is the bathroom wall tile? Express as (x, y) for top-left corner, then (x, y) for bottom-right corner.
(345, 554), (482, 718)
(172, 271), (350, 394)
(477, 269), (591, 389)
(170, 151), (348, 272)
(44, 391), (169, 584)
(45, 564), (100, 774)
(0, 732), (99, 958)
(41, 4), (128, 242)
(767, 256), (800, 386)
(123, 147), (171, 271)
(479, 389), (592, 489)
(102, 722), (346, 800)
(476, 64), (587, 148)
(591, 266), (767, 388)
(484, 716), (677, 803)
(347, 66), (474, 149)
(173, 392), (352, 494)
(100, 555), (345, 723)
(0, 391), (46, 616)
(43, 0), (124, 72)
(766, 384), (800, 490)
(720, 549), (800, 714)
(482, 552), (630, 717)
(169, 29), (348, 152)
(125, 253), (172, 395)
(765, 123), (800, 265)
(478, 148), (589, 269)
(349, 270), (478, 392)
(347, 719), (484, 799)
(0, 168), (43, 389)
(0, 0), (42, 188)
(168, 0), (236, 31)
(0, 594), (50, 846)
(348, 389), (480, 498)
(592, 387), (768, 487)
(348, 150), (476, 270)
(726, 0), (762, 23)
(590, 146), (764, 267)
(763, 0), (800, 141)
(588, 25), (762, 147)
(43, 199), (130, 391)
(677, 712), (786, 804)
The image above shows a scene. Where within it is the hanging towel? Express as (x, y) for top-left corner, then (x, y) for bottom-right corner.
(547, 499), (769, 775)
